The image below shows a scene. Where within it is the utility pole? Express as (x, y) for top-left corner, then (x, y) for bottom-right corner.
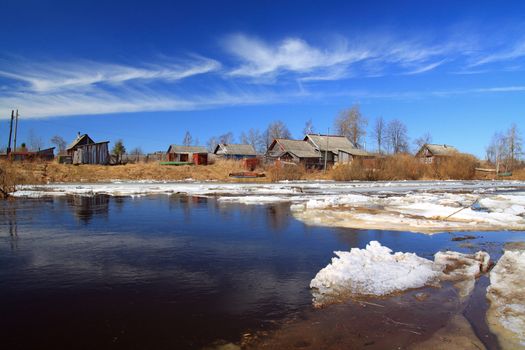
(13, 109), (19, 154)
(7, 110), (14, 155)
(324, 128), (329, 172)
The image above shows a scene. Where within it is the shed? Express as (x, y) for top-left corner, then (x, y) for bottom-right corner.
(67, 133), (110, 165)
(416, 144), (458, 164)
(166, 145), (208, 165)
(266, 139), (320, 167)
(214, 143), (257, 159)
(10, 147), (56, 161)
(304, 134), (374, 164)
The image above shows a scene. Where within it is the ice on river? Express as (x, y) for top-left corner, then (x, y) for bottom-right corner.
(486, 246), (525, 349)
(13, 180), (525, 233)
(310, 241), (491, 307)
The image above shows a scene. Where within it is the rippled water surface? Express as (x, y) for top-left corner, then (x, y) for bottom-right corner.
(1, 195), (524, 349)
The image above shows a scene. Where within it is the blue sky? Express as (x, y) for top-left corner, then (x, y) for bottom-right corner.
(1, 0), (524, 157)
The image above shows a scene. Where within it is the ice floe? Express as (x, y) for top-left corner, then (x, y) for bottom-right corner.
(291, 192), (525, 234)
(434, 250), (491, 298)
(310, 241), (440, 307)
(310, 241), (491, 307)
(12, 180), (525, 233)
(486, 247), (525, 349)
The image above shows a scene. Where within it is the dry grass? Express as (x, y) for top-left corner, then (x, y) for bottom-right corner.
(0, 160), (26, 198)
(510, 168), (525, 180)
(266, 163), (306, 181)
(432, 154), (478, 180)
(7, 159), (252, 184)
(330, 161), (377, 181)
(329, 153), (479, 181)
(1, 153), (514, 188)
(377, 154), (424, 180)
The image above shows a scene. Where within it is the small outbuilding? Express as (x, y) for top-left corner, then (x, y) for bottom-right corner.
(66, 133), (110, 165)
(266, 139), (321, 168)
(166, 145), (208, 165)
(213, 143), (257, 159)
(9, 147), (56, 161)
(416, 144), (458, 164)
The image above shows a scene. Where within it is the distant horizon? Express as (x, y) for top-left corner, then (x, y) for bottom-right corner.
(1, 0), (525, 158)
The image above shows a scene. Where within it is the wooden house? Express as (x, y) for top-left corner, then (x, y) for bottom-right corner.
(213, 143), (257, 159)
(304, 134), (374, 165)
(9, 147), (55, 161)
(166, 145), (208, 165)
(266, 139), (321, 168)
(416, 144), (458, 164)
(66, 133), (110, 165)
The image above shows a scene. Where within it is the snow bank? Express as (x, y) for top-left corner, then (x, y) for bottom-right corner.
(486, 248), (525, 349)
(310, 241), (440, 307)
(434, 251), (491, 298)
(292, 192), (525, 234)
(311, 241), (491, 306)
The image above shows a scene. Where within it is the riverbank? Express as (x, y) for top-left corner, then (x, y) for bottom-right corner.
(2, 159), (524, 187)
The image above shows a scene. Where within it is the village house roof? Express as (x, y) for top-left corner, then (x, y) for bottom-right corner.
(66, 134), (94, 151)
(167, 145), (208, 154)
(268, 139), (320, 159)
(418, 144), (459, 157)
(305, 134), (372, 157)
(214, 143), (257, 156)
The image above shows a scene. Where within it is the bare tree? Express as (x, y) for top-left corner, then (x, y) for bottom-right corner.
(241, 128), (265, 153)
(334, 105), (368, 148)
(486, 132), (508, 172)
(182, 131), (193, 146)
(50, 135), (67, 153)
(303, 119), (315, 135)
(129, 147), (143, 162)
(206, 136), (219, 152)
(371, 116), (385, 154)
(413, 132), (432, 151)
(506, 123), (523, 170)
(219, 132), (234, 144)
(28, 129), (44, 151)
(266, 120), (291, 148)
(386, 119), (409, 154)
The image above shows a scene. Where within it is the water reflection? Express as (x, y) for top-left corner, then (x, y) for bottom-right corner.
(0, 201), (18, 250)
(0, 195), (524, 349)
(66, 194), (110, 224)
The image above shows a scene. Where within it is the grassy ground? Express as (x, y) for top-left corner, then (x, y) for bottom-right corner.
(2, 159), (524, 186)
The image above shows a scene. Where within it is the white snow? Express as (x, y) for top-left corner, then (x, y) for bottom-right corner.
(434, 250), (491, 298)
(310, 241), (440, 307)
(486, 248), (525, 348)
(311, 241), (492, 306)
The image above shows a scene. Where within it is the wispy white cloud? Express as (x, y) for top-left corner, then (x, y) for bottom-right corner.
(222, 33), (472, 80)
(3, 28), (525, 119)
(469, 39), (525, 67)
(224, 34), (370, 79)
(0, 55), (220, 93)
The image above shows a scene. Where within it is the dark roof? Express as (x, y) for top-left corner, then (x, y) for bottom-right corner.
(268, 139), (320, 158)
(305, 134), (372, 156)
(418, 144), (459, 157)
(214, 143), (257, 156)
(167, 145), (208, 154)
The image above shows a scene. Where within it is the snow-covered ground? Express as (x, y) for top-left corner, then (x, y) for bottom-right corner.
(310, 241), (491, 307)
(13, 180), (525, 233)
(486, 246), (525, 349)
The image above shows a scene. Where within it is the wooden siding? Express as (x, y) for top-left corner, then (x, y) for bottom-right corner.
(73, 142), (109, 165)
